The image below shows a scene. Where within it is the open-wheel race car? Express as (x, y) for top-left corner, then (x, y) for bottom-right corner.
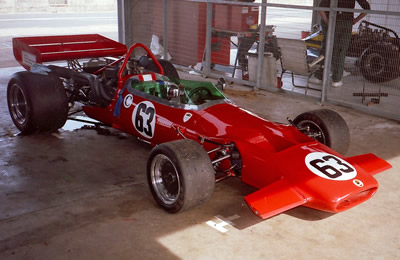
(7, 34), (392, 219)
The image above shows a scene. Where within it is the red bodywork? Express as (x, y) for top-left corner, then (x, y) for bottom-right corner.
(13, 34), (392, 220)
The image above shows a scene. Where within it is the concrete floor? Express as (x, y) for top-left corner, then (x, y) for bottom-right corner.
(1, 65), (399, 260)
(278, 56), (400, 121)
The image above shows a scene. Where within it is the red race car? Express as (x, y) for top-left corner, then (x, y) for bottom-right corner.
(7, 34), (391, 219)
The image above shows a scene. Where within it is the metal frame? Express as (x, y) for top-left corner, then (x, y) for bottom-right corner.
(119, 0), (400, 120)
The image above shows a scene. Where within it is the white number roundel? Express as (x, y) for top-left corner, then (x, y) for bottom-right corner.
(132, 101), (156, 139)
(305, 152), (357, 181)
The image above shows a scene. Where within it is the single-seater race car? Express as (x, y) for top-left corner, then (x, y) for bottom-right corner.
(7, 34), (391, 219)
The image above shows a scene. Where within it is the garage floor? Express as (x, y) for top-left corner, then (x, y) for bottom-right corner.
(1, 66), (399, 259)
(278, 56), (400, 121)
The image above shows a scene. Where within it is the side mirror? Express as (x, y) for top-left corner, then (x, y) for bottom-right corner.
(216, 78), (226, 91)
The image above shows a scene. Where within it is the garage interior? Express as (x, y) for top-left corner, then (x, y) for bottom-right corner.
(1, 0), (400, 259)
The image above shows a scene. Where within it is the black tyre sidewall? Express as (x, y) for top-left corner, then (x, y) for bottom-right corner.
(360, 43), (400, 83)
(7, 71), (68, 134)
(7, 75), (35, 134)
(147, 145), (185, 213)
(293, 109), (350, 155)
(147, 139), (215, 213)
(146, 59), (180, 83)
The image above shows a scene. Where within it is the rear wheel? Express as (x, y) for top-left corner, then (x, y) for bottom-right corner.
(7, 71), (68, 134)
(147, 139), (215, 213)
(293, 109), (350, 155)
(360, 43), (400, 83)
(146, 59), (180, 84)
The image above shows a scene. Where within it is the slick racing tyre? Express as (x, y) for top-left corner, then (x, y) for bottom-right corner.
(147, 139), (215, 213)
(146, 59), (180, 84)
(293, 109), (350, 155)
(7, 71), (68, 134)
(360, 43), (400, 83)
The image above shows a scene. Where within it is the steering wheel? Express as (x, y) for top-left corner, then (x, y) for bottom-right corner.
(188, 87), (212, 99)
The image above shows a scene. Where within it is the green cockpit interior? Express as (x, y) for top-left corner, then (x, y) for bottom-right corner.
(127, 76), (226, 105)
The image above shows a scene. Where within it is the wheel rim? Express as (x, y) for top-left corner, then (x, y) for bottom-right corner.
(150, 154), (180, 205)
(297, 120), (326, 145)
(365, 53), (385, 76)
(9, 83), (28, 125)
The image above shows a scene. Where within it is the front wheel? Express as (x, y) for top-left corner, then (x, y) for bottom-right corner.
(293, 109), (350, 155)
(147, 139), (215, 213)
(7, 71), (68, 134)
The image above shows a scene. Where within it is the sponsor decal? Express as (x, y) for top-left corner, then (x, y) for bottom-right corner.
(183, 113), (192, 123)
(22, 51), (36, 67)
(353, 179), (364, 187)
(246, 16), (256, 26)
(142, 74), (153, 81)
(123, 94), (133, 108)
(305, 152), (357, 181)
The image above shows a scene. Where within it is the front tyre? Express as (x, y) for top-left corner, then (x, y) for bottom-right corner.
(147, 139), (215, 213)
(7, 71), (68, 134)
(293, 109), (350, 155)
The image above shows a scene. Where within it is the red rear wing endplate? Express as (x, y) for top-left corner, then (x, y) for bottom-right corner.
(13, 34), (127, 70)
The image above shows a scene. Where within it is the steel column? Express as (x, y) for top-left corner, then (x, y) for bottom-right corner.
(204, 2), (213, 76)
(311, 0), (321, 28)
(321, 0), (338, 103)
(256, 0), (267, 90)
(163, 0), (169, 60)
(117, 0), (125, 44)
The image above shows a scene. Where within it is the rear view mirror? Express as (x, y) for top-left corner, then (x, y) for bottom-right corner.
(216, 78), (226, 91)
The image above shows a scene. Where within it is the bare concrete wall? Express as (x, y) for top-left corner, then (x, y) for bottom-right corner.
(0, 0), (117, 13)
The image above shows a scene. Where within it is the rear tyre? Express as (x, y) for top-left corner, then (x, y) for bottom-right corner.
(360, 43), (400, 83)
(147, 139), (215, 213)
(293, 109), (350, 155)
(146, 59), (180, 84)
(7, 71), (68, 134)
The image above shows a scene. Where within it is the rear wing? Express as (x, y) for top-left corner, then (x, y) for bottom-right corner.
(13, 34), (127, 70)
